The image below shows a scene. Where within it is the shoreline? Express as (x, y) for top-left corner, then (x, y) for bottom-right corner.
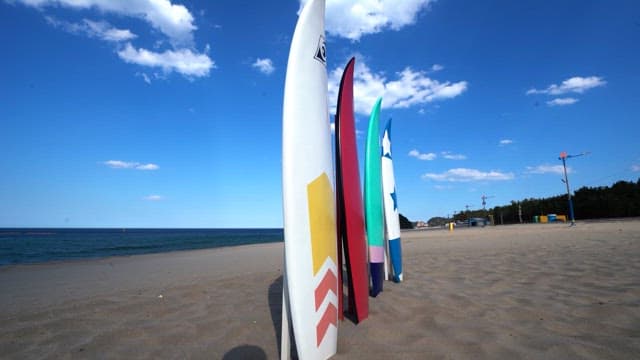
(3, 217), (639, 268)
(0, 227), (285, 267)
(2, 219), (639, 359)
(0, 239), (284, 269)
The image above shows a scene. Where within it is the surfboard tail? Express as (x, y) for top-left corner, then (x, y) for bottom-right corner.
(369, 262), (384, 297)
(388, 238), (403, 282)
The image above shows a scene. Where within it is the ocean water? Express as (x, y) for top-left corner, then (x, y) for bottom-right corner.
(0, 228), (283, 266)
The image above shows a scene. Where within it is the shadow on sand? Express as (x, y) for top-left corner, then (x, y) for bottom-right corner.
(269, 275), (300, 359)
(222, 345), (267, 360)
(268, 275), (284, 353)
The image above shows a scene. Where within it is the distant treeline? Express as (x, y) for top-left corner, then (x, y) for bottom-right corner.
(399, 213), (413, 229)
(448, 179), (640, 225)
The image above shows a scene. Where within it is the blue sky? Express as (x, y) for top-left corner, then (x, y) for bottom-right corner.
(1, 0), (639, 228)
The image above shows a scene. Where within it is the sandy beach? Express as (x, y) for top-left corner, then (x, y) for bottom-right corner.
(1, 220), (639, 359)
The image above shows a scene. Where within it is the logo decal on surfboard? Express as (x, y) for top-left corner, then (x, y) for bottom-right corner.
(314, 35), (326, 65)
(307, 172), (338, 347)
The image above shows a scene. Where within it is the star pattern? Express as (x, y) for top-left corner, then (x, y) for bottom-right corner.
(390, 188), (398, 211)
(382, 128), (392, 159)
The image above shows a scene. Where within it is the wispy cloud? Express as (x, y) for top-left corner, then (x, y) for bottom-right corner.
(103, 160), (159, 171)
(252, 58), (275, 75)
(19, 0), (196, 46)
(499, 139), (513, 146)
(137, 72), (152, 84)
(300, 0), (435, 41)
(409, 149), (437, 161)
(433, 184), (453, 190)
(527, 76), (606, 95)
(84, 19), (137, 42)
(441, 151), (466, 160)
(422, 168), (514, 182)
(136, 163), (160, 170)
(409, 150), (467, 161)
(328, 59), (467, 115)
(631, 164), (640, 172)
(16, 0), (215, 80)
(118, 43), (214, 78)
(143, 194), (164, 201)
(546, 97), (579, 106)
(45, 17), (137, 42)
(525, 164), (570, 175)
(431, 64), (444, 72)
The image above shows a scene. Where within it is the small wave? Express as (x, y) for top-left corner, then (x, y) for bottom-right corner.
(95, 244), (162, 252)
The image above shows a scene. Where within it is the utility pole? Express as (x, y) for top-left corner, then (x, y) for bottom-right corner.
(518, 202), (523, 224)
(481, 195), (495, 210)
(559, 151), (589, 226)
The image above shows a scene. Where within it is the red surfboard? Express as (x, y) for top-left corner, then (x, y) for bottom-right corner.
(335, 57), (369, 323)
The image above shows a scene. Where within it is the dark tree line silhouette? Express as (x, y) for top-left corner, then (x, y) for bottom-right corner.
(447, 179), (640, 225)
(399, 213), (413, 229)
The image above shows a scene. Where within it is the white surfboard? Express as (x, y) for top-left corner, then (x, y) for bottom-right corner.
(382, 119), (403, 282)
(281, 0), (338, 359)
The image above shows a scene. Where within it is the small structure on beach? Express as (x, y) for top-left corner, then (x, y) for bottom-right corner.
(533, 214), (567, 223)
(469, 217), (490, 227)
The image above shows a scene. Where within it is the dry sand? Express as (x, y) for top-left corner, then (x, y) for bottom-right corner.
(1, 220), (639, 359)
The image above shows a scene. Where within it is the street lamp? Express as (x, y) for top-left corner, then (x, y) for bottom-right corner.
(558, 151), (589, 226)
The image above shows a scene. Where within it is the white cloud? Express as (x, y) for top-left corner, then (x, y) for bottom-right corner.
(83, 19), (137, 42)
(19, 0), (196, 46)
(499, 139), (513, 146)
(300, 0), (434, 41)
(137, 72), (152, 84)
(328, 59), (467, 115)
(104, 160), (137, 169)
(136, 163), (160, 170)
(409, 149), (437, 161)
(431, 64), (444, 72)
(252, 58), (275, 75)
(118, 43), (214, 78)
(631, 164), (640, 172)
(17, 0), (215, 81)
(422, 168), (514, 182)
(385, 68), (468, 108)
(547, 97), (579, 106)
(144, 194), (164, 201)
(45, 16), (137, 42)
(525, 164), (571, 175)
(527, 76), (606, 95)
(103, 160), (159, 170)
(330, 122), (335, 134)
(441, 151), (466, 160)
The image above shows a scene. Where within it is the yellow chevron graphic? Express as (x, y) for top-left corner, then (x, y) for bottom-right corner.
(307, 172), (337, 275)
